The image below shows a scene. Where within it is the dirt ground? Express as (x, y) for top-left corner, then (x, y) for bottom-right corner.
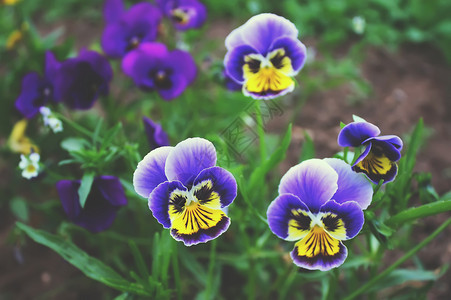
(1, 19), (451, 299)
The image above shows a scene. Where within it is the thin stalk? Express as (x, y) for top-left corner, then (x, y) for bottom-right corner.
(254, 101), (267, 161)
(56, 113), (92, 138)
(205, 239), (217, 300)
(172, 242), (182, 300)
(344, 217), (451, 300)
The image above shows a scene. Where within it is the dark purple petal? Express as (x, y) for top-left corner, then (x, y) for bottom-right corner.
(278, 159), (338, 213)
(267, 193), (311, 241)
(143, 117), (170, 149)
(366, 135), (403, 161)
(44, 51), (60, 84)
(291, 237), (348, 271)
(167, 0), (207, 31)
(56, 177), (127, 233)
(224, 44), (259, 83)
(101, 23), (132, 58)
(103, 0), (125, 24)
(338, 121), (380, 147)
(225, 13), (299, 55)
(324, 158), (373, 210)
(192, 166), (237, 209)
(148, 180), (187, 228)
(133, 146), (172, 198)
(54, 50), (112, 109)
(96, 175), (128, 206)
(15, 72), (52, 118)
(319, 200), (364, 240)
(223, 70), (242, 91)
(268, 36), (307, 74)
(165, 137), (217, 186)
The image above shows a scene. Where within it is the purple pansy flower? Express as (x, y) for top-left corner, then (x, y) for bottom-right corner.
(122, 42), (196, 100)
(143, 116), (170, 149)
(15, 52), (60, 118)
(338, 119), (403, 184)
(133, 137), (237, 246)
(224, 13), (307, 100)
(56, 176), (128, 233)
(267, 158), (373, 271)
(101, 0), (162, 58)
(53, 49), (113, 110)
(156, 0), (207, 31)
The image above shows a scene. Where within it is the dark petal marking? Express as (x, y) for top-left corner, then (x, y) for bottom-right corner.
(270, 51), (285, 69)
(169, 194), (187, 214)
(246, 58), (261, 74)
(322, 213), (341, 232)
(290, 209), (311, 231)
(353, 144), (398, 183)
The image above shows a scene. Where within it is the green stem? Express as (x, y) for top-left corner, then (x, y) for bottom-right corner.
(385, 201), (451, 227)
(344, 217), (451, 300)
(56, 113), (93, 138)
(172, 241), (182, 300)
(254, 101), (266, 161)
(205, 239), (217, 300)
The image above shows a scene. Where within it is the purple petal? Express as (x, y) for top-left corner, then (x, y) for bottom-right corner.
(15, 72), (50, 118)
(96, 175), (128, 206)
(278, 159), (338, 213)
(324, 158), (373, 210)
(101, 23), (133, 58)
(366, 135), (403, 161)
(103, 0), (125, 23)
(224, 44), (259, 83)
(165, 137), (217, 186)
(122, 43), (169, 82)
(291, 237), (348, 271)
(143, 116), (170, 149)
(169, 0), (207, 31)
(338, 121), (380, 147)
(44, 51), (60, 84)
(133, 146), (173, 198)
(225, 13), (299, 55)
(148, 180), (187, 228)
(267, 193), (311, 241)
(268, 36), (307, 74)
(56, 180), (82, 220)
(319, 200), (364, 240)
(192, 166), (237, 209)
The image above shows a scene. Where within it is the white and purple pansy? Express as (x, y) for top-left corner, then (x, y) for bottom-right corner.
(133, 137), (237, 246)
(156, 0), (207, 31)
(338, 119), (403, 184)
(224, 13), (307, 100)
(267, 158), (373, 271)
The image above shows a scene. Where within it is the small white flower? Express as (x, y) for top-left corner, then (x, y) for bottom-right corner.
(19, 153), (40, 179)
(47, 117), (63, 133)
(352, 16), (366, 35)
(39, 106), (51, 117)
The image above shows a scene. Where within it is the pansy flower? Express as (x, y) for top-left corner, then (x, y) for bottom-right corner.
(122, 42), (196, 100)
(19, 152), (40, 179)
(101, 0), (162, 58)
(53, 49), (113, 110)
(7, 119), (39, 155)
(133, 137), (237, 246)
(143, 116), (170, 149)
(338, 119), (403, 184)
(15, 51), (59, 118)
(56, 176), (128, 233)
(267, 158), (373, 270)
(224, 13), (307, 100)
(156, 0), (207, 31)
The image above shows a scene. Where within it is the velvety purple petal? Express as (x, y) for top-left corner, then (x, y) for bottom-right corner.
(44, 51), (60, 84)
(78, 49), (113, 84)
(367, 135), (403, 161)
(143, 117), (170, 149)
(171, 0), (207, 31)
(168, 49), (197, 84)
(148, 180), (187, 228)
(338, 122), (381, 147)
(267, 193), (311, 241)
(192, 166), (237, 209)
(133, 146), (173, 198)
(319, 200), (364, 240)
(324, 158), (373, 210)
(165, 137), (217, 186)
(225, 13), (299, 55)
(278, 159), (338, 213)
(353, 143), (372, 166)
(268, 36), (307, 74)
(224, 44), (259, 83)
(15, 72), (49, 118)
(96, 176), (128, 206)
(291, 239), (348, 271)
(56, 179), (82, 220)
(101, 23), (132, 58)
(103, 0), (125, 23)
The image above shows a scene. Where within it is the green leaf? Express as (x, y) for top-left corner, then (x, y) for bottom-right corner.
(61, 137), (90, 153)
(16, 222), (150, 296)
(367, 268), (441, 293)
(385, 200), (451, 227)
(78, 172), (95, 208)
(299, 130), (315, 162)
(352, 115), (366, 122)
(248, 123), (292, 192)
(10, 197), (29, 222)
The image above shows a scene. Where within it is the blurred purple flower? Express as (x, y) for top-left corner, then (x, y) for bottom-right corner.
(122, 42), (196, 100)
(156, 0), (207, 31)
(53, 49), (113, 110)
(101, 0), (162, 58)
(15, 52), (60, 118)
(143, 116), (170, 149)
(56, 176), (127, 233)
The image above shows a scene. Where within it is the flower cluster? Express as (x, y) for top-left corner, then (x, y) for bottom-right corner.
(133, 137), (237, 246)
(19, 152), (40, 179)
(39, 107), (63, 133)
